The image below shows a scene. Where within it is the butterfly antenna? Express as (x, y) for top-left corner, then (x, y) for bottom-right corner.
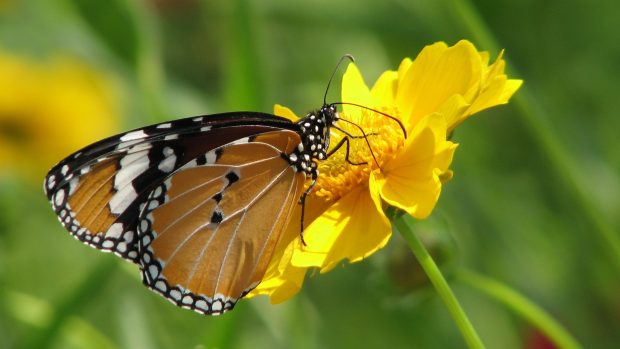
(337, 118), (382, 169)
(331, 102), (407, 139)
(323, 54), (355, 106)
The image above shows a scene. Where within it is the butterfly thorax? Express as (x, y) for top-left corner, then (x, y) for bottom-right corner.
(285, 105), (338, 178)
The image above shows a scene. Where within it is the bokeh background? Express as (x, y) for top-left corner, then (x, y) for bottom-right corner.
(1, 0), (618, 348)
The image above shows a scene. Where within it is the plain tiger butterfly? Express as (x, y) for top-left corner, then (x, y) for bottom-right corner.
(44, 56), (405, 315)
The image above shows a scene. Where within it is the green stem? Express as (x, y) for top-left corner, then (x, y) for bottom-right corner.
(393, 214), (485, 349)
(457, 269), (583, 349)
(446, 0), (620, 273)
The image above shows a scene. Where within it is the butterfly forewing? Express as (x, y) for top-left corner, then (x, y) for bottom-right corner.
(138, 130), (305, 315)
(44, 112), (298, 263)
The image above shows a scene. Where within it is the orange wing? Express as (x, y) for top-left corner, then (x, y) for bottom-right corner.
(44, 112), (299, 264)
(138, 130), (306, 315)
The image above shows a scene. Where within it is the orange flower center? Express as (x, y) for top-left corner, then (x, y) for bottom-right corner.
(311, 108), (405, 202)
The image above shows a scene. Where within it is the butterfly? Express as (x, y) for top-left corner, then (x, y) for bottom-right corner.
(44, 57), (405, 315)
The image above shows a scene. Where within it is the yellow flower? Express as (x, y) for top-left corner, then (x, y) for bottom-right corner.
(249, 40), (522, 303)
(0, 50), (119, 180)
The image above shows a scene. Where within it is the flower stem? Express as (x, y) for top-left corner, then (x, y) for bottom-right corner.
(393, 214), (485, 349)
(457, 269), (583, 349)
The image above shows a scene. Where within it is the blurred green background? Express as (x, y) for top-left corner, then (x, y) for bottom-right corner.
(1, 0), (618, 348)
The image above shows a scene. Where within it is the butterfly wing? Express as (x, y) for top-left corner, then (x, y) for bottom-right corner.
(44, 112), (297, 263)
(138, 130), (306, 315)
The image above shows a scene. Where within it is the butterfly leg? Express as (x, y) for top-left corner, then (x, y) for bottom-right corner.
(333, 120), (382, 170)
(298, 172), (318, 246)
(326, 136), (367, 165)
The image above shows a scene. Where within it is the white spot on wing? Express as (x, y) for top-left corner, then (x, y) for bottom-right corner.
(54, 189), (65, 207)
(149, 265), (159, 279)
(61, 165), (69, 175)
(115, 151), (150, 189)
(155, 280), (167, 292)
(211, 301), (222, 312)
(140, 219), (149, 233)
(231, 137), (249, 145)
(47, 175), (56, 189)
(170, 289), (182, 301)
(116, 242), (127, 253)
(200, 126), (212, 132)
(141, 234), (151, 246)
(109, 186), (138, 214)
(106, 223), (124, 239)
(69, 178), (80, 195)
(164, 134), (178, 140)
(120, 130), (148, 142)
(205, 150), (217, 164)
(124, 230), (134, 242)
(158, 148), (177, 173)
(156, 123), (172, 129)
(195, 300), (208, 311)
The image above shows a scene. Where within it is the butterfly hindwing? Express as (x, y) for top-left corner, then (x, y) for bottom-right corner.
(138, 130), (306, 315)
(44, 112), (298, 264)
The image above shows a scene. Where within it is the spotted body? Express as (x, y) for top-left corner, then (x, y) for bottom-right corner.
(45, 106), (340, 315)
(286, 105), (338, 175)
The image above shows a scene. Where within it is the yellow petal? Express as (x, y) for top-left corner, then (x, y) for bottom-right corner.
(370, 70), (398, 108)
(397, 57), (413, 79)
(466, 76), (513, 116)
(437, 94), (470, 130)
(341, 63), (372, 122)
(274, 104), (299, 122)
(247, 258), (307, 304)
(465, 50), (523, 116)
(291, 186), (391, 272)
(374, 114), (457, 218)
(396, 40), (483, 130)
(479, 51), (490, 66)
(500, 79), (523, 103)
